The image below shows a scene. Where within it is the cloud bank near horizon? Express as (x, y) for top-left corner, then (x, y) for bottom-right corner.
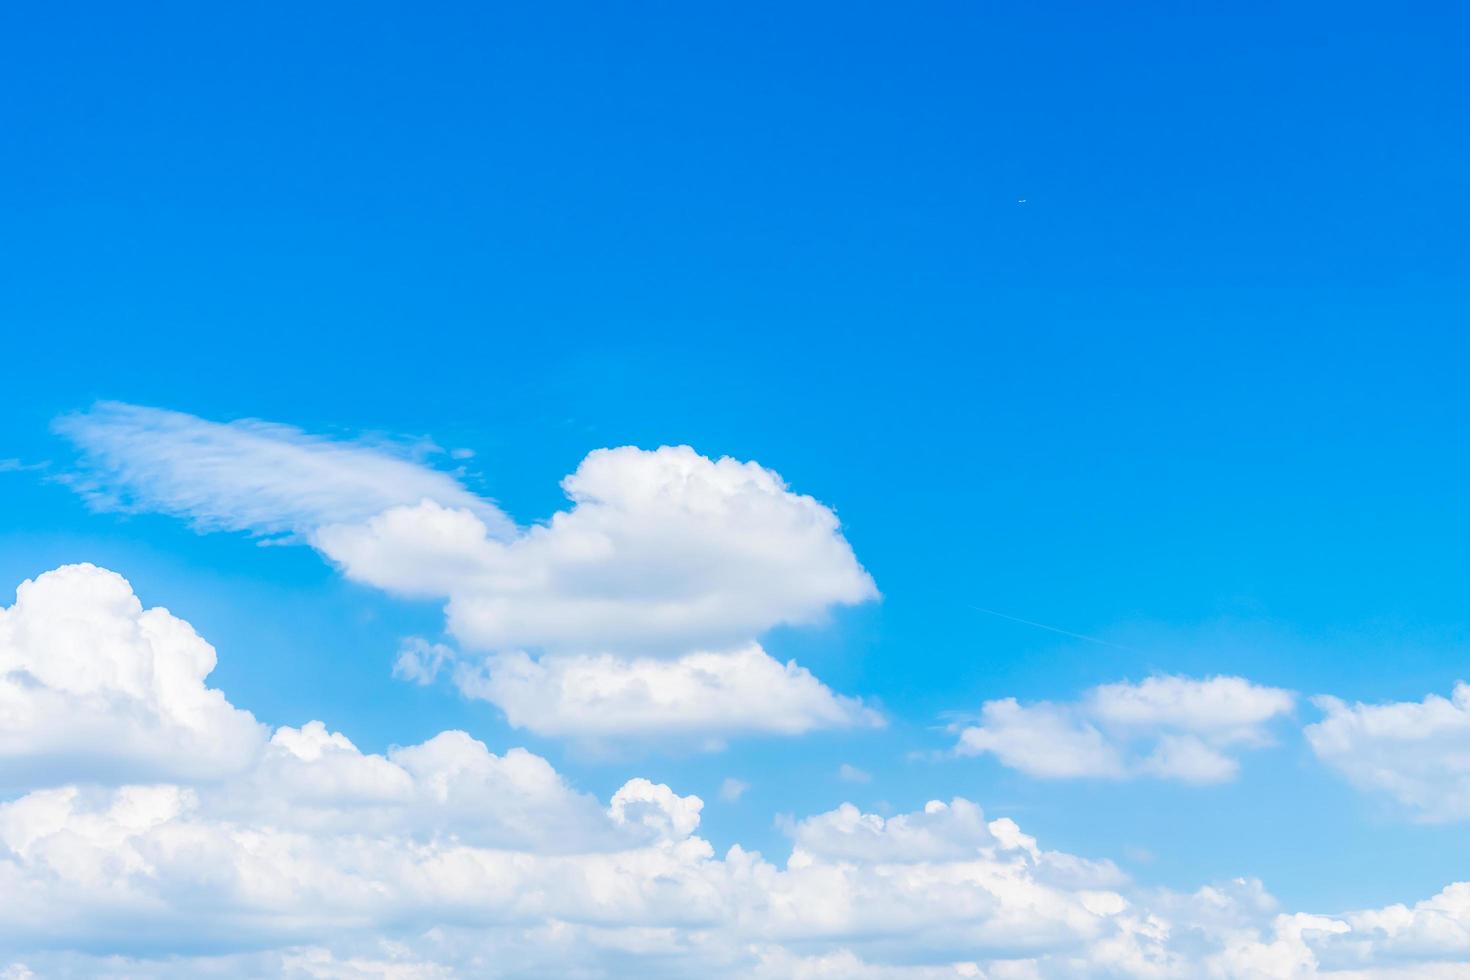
(3, 563), (1469, 979)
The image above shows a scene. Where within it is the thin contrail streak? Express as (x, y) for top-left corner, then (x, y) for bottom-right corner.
(968, 605), (1134, 651)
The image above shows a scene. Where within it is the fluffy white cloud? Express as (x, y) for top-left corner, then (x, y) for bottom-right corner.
(451, 645), (881, 739)
(57, 411), (879, 655)
(208, 723), (639, 852)
(55, 407), (881, 740)
(5, 778), (1466, 978)
(0, 564), (266, 787)
(954, 676), (1295, 783)
(313, 445), (878, 655)
(1337, 882), (1470, 963)
(1305, 684), (1470, 822)
(56, 402), (513, 539)
(957, 699), (1127, 780)
(1087, 675), (1295, 734)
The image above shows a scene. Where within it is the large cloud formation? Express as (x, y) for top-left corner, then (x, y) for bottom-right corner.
(55, 405), (879, 740)
(2, 564), (1468, 979)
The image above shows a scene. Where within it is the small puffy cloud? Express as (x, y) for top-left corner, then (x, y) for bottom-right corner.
(452, 645), (882, 739)
(838, 764), (872, 783)
(54, 402), (512, 539)
(392, 637), (455, 685)
(1087, 675), (1294, 736)
(720, 778), (750, 802)
(954, 676), (1294, 783)
(0, 564), (267, 787)
(789, 798), (998, 864)
(1305, 683), (1470, 821)
(607, 777), (704, 840)
(957, 699), (1127, 779)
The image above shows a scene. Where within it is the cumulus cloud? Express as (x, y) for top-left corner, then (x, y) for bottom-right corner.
(1305, 684), (1470, 822)
(0, 564), (267, 787)
(0, 563), (1467, 978)
(452, 645), (881, 739)
(54, 407), (880, 740)
(312, 445), (878, 655)
(954, 676), (1295, 783)
(56, 402), (513, 540)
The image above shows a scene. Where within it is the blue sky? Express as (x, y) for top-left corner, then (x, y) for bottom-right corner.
(3, 3), (1470, 977)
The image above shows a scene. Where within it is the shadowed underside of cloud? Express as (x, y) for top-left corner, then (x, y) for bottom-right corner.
(2, 563), (1469, 979)
(52, 404), (880, 740)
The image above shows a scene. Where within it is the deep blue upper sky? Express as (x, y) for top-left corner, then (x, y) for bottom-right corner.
(2, 1), (1469, 914)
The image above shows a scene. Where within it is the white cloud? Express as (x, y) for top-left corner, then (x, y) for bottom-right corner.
(838, 763), (872, 783)
(0, 564), (1467, 978)
(0, 564), (267, 787)
(720, 778), (750, 802)
(313, 445), (878, 656)
(452, 645), (881, 739)
(55, 402), (512, 539)
(54, 408), (881, 740)
(954, 676), (1294, 783)
(1339, 882), (1470, 962)
(1305, 684), (1470, 821)
(392, 637), (455, 685)
(207, 723), (635, 852)
(957, 698), (1127, 779)
(1087, 675), (1294, 735)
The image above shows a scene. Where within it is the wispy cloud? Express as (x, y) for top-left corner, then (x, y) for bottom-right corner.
(54, 402), (513, 539)
(719, 777), (749, 802)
